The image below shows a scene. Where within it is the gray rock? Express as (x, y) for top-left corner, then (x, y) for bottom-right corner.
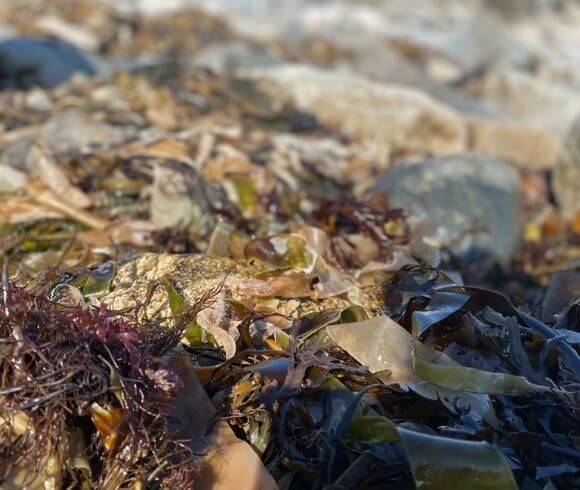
(373, 155), (522, 264)
(553, 116), (580, 219)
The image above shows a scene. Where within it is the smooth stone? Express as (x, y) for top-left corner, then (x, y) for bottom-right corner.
(0, 38), (95, 90)
(373, 154), (523, 264)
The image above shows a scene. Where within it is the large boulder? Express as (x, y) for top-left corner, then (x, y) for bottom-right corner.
(243, 65), (467, 156)
(373, 154), (523, 264)
(103, 254), (372, 325)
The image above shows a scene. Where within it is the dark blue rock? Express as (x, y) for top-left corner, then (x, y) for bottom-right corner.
(0, 38), (95, 90)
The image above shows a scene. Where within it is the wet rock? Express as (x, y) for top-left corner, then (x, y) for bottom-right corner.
(0, 38), (95, 90)
(373, 155), (522, 264)
(469, 120), (561, 169)
(245, 65), (467, 156)
(553, 116), (580, 219)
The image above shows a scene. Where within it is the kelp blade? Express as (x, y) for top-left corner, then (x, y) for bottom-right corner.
(399, 428), (517, 490)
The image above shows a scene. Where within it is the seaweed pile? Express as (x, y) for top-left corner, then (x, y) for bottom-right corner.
(1, 0), (580, 488)
(0, 281), (196, 488)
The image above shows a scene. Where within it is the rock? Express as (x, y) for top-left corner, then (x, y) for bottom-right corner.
(0, 38), (95, 90)
(244, 65), (467, 156)
(542, 270), (580, 322)
(104, 255), (249, 323)
(103, 254), (354, 324)
(372, 155), (523, 264)
(481, 68), (580, 136)
(469, 120), (561, 169)
(40, 109), (131, 153)
(553, 116), (580, 219)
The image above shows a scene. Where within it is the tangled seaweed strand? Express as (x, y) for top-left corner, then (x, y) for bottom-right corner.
(311, 197), (408, 269)
(0, 280), (195, 488)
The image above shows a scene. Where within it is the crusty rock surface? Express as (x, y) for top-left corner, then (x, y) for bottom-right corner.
(103, 254), (383, 326)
